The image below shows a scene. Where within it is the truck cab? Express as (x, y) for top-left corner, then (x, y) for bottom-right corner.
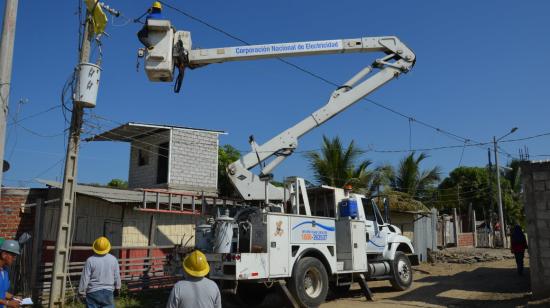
(307, 186), (418, 265)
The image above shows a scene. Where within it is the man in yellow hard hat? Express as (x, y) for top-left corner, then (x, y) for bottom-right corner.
(78, 237), (121, 308)
(166, 250), (221, 308)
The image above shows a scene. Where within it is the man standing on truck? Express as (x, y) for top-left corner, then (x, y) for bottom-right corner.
(78, 237), (121, 308)
(166, 250), (221, 308)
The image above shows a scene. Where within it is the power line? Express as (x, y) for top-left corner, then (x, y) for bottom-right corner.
(7, 105), (61, 127)
(160, 1), (485, 146)
(501, 131), (550, 143)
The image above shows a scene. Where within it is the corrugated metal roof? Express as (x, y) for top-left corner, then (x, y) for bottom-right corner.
(36, 179), (193, 204)
(85, 122), (226, 142)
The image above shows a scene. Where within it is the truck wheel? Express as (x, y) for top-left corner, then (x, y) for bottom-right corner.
(390, 251), (413, 291)
(288, 257), (329, 307)
(236, 283), (268, 307)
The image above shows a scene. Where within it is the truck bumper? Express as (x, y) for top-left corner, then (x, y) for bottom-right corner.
(407, 254), (420, 266)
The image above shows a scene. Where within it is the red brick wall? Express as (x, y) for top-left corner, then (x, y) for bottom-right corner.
(0, 188), (48, 240)
(458, 232), (475, 247)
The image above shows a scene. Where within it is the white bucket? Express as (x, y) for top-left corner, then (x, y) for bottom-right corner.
(75, 62), (101, 108)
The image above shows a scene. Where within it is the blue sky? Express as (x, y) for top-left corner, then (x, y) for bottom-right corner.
(1, 0), (549, 187)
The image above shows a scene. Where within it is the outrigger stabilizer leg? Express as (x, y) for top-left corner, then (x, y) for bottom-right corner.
(357, 273), (375, 301)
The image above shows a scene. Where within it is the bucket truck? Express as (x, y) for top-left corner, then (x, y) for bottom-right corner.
(139, 18), (418, 307)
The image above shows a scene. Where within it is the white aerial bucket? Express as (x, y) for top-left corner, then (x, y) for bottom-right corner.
(74, 62), (101, 108)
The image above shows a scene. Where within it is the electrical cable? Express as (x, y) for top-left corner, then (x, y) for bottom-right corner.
(159, 1), (509, 160)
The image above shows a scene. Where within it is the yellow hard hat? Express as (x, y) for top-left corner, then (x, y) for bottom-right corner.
(183, 250), (210, 277)
(92, 236), (111, 255)
(152, 1), (162, 10)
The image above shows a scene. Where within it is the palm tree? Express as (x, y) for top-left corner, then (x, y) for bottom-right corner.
(391, 152), (441, 198)
(305, 135), (371, 190)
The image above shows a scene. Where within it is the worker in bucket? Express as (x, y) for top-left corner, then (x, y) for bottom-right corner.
(137, 1), (164, 49)
(0, 240), (21, 308)
(78, 237), (121, 308)
(166, 250), (221, 308)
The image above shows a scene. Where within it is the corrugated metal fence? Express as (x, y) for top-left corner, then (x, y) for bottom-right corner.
(412, 208), (438, 262)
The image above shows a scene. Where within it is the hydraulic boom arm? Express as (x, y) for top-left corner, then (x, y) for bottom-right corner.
(141, 20), (416, 201)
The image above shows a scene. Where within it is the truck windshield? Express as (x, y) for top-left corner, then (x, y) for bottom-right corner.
(361, 198), (376, 221)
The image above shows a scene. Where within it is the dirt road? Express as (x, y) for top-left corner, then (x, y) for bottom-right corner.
(322, 257), (542, 308)
(225, 250), (549, 308)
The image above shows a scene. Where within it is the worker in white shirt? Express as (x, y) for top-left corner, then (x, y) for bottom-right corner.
(78, 237), (121, 308)
(166, 250), (221, 308)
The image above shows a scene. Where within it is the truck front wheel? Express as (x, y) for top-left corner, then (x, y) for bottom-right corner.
(288, 257), (329, 307)
(390, 251), (413, 291)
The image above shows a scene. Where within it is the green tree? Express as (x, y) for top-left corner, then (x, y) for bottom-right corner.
(437, 167), (491, 213)
(437, 164), (524, 225)
(107, 178), (128, 189)
(502, 159), (524, 226)
(305, 135), (372, 190)
(390, 152), (441, 199)
(218, 144), (241, 197)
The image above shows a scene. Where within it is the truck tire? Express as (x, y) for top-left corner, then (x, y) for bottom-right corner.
(288, 257), (329, 307)
(390, 251), (413, 291)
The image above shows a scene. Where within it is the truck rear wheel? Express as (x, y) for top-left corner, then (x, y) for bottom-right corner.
(390, 251), (413, 291)
(288, 257), (329, 307)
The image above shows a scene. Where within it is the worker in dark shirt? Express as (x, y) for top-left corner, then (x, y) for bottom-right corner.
(137, 1), (164, 48)
(510, 224), (528, 275)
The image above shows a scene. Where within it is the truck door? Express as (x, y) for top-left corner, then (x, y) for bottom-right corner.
(362, 199), (388, 254)
(362, 198), (381, 254)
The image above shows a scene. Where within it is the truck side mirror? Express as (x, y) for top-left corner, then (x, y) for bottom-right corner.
(383, 198), (391, 224)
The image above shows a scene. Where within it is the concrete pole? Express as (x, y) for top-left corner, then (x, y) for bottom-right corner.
(48, 13), (91, 308)
(0, 0), (18, 194)
(494, 136), (507, 248)
(453, 208), (459, 246)
(472, 210), (477, 247)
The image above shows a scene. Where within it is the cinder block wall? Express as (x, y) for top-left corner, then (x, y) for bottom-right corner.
(127, 129), (219, 194)
(169, 129), (219, 194)
(520, 160), (550, 298)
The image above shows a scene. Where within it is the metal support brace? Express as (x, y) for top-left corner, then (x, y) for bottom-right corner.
(277, 280), (299, 308)
(357, 273), (374, 301)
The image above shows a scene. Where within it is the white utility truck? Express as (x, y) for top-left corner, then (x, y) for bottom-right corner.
(139, 18), (418, 307)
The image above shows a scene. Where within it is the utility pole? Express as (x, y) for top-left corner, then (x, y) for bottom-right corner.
(494, 136), (507, 249)
(49, 13), (92, 308)
(49, 2), (118, 304)
(487, 148), (493, 229)
(0, 0), (19, 194)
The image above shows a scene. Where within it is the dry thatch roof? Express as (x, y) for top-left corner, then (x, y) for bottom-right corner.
(373, 191), (430, 214)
